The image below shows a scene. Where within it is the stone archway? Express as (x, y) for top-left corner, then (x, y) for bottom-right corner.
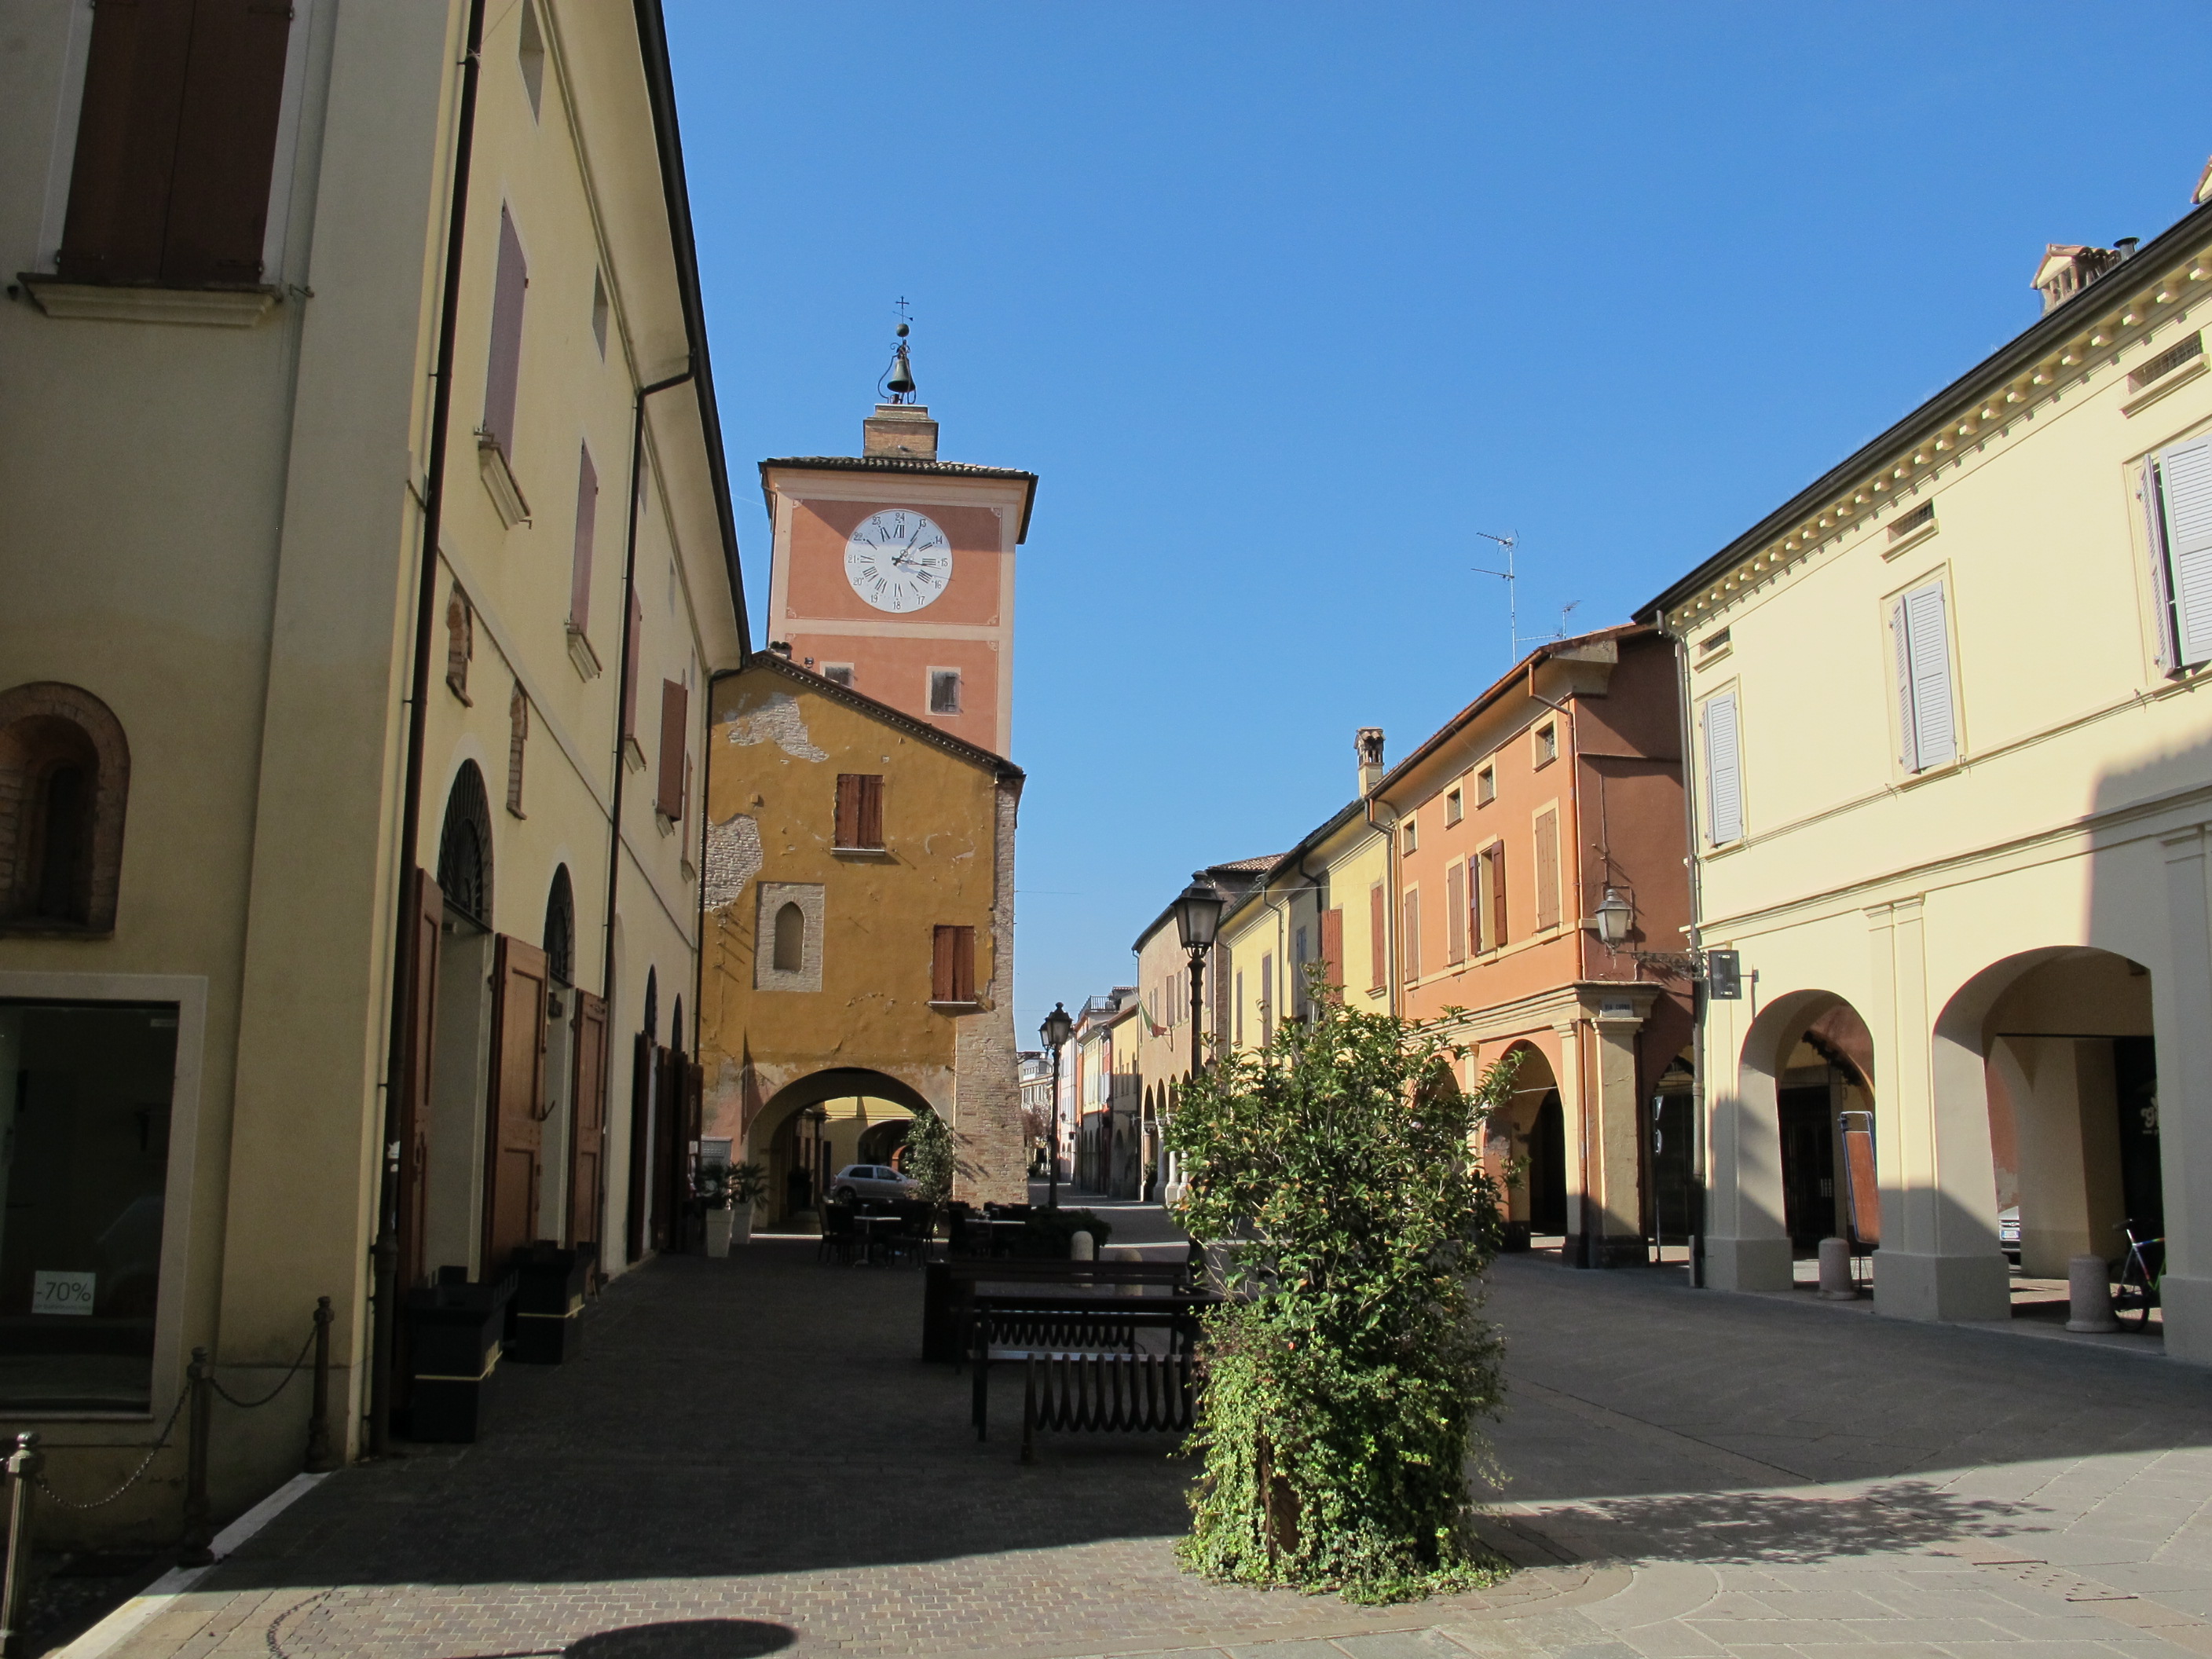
(749, 1068), (938, 1224)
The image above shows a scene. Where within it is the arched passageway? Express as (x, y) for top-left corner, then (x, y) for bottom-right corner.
(1488, 1043), (1567, 1240)
(749, 1068), (936, 1225)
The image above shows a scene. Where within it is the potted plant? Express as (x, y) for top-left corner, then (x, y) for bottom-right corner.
(700, 1163), (736, 1258)
(727, 1161), (767, 1246)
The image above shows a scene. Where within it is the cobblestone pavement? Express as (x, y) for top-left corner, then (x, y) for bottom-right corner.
(93, 1229), (2212, 1659)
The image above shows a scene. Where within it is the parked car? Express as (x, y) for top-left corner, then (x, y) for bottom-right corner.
(831, 1163), (917, 1205)
(1998, 1207), (2021, 1263)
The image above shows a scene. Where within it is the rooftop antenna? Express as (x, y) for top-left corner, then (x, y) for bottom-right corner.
(1555, 599), (1581, 643)
(879, 297), (917, 404)
(1471, 530), (1522, 665)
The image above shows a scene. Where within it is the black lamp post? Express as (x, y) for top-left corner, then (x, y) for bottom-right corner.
(1164, 877), (1225, 1202)
(1039, 1002), (1074, 1210)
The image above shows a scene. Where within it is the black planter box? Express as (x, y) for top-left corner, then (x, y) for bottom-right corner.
(1500, 1221), (1533, 1254)
(404, 1269), (515, 1442)
(507, 1240), (591, 1364)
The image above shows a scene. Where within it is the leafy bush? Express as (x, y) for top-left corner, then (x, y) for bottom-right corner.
(1167, 988), (1516, 1602)
(904, 1109), (956, 1204)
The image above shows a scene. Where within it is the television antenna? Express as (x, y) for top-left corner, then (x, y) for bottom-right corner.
(1471, 530), (1522, 665)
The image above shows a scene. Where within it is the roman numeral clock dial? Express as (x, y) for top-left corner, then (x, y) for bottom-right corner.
(844, 508), (951, 613)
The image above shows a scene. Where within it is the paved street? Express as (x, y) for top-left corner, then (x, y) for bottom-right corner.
(84, 1223), (2212, 1659)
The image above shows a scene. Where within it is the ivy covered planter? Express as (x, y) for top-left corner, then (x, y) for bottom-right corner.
(1168, 987), (1518, 1603)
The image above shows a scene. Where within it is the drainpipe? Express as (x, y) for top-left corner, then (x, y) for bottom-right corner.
(372, 0), (488, 1460)
(1664, 624), (1709, 1288)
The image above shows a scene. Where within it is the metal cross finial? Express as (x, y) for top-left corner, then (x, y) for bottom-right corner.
(894, 296), (912, 324)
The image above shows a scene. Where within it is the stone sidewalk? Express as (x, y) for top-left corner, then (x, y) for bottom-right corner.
(81, 1237), (2212, 1659)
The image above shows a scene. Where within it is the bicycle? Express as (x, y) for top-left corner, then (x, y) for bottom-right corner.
(2111, 1220), (2165, 1331)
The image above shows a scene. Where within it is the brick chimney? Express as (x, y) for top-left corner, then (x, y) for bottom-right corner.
(862, 403), (938, 460)
(1357, 727), (1386, 794)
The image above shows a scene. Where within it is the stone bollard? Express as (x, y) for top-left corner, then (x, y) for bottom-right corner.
(1069, 1230), (1094, 1262)
(1816, 1236), (1858, 1299)
(2065, 1254), (2120, 1332)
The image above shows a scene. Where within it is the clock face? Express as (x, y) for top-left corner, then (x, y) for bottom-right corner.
(844, 508), (951, 613)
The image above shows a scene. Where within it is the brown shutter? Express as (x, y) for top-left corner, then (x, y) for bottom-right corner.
(655, 680), (687, 819)
(932, 925), (957, 1002)
(1318, 906), (1343, 1004)
(621, 593), (643, 740)
(1369, 884), (1386, 991)
(569, 444), (597, 630)
(159, 0), (295, 284)
(397, 870), (444, 1292)
(567, 990), (608, 1252)
(1489, 844), (1509, 948)
(952, 925), (976, 1003)
(59, 0), (196, 281)
(1445, 859), (1467, 964)
(834, 775), (861, 848)
(483, 936), (549, 1272)
(857, 774), (884, 848)
(1401, 892), (1419, 980)
(1533, 808), (1559, 932)
(483, 206), (529, 456)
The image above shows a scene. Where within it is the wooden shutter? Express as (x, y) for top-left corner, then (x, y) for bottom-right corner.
(1368, 884), (1386, 990)
(1892, 581), (1956, 771)
(1467, 855), (1485, 954)
(1260, 954), (1273, 1042)
(567, 991), (607, 1251)
(2156, 434), (2212, 667)
(1489, 843), (1509, 949)
(1445, 859), (1467, 963)
(656, 680), (687, 819)
(58, 0), (196, 282)
(397, 870), (444, 1293)
(834, 774), (882, 848)
(160, 0), (294, 284)
(483, 206), (529, 456)
(1318, 906), (1343, 1002)
(1533, 809), (1560, 932)
(1400, 893), (1419, 980)
(569, 445), (597, 630)
(483, 936), (549, 1273)
(621, 593), (643, 740)
(1702, 691), (1742, 844)
(932, 924), (976, 1002)
(857, 774), (883, 848)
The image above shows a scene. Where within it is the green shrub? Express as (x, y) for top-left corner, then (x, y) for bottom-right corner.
(904, 1109), (956, 1204)
(1168, 987), (1516, 1602)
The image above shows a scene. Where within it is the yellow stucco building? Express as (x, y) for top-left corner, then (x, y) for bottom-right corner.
(0, 0), (743, 1533)
(1641, 174), (2212, 1357)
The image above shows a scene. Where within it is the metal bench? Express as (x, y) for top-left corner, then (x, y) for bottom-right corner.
(968, 1293), (1214, 1441)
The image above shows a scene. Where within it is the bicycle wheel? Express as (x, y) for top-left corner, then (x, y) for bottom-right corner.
(2113, 1258), (2153, 1330)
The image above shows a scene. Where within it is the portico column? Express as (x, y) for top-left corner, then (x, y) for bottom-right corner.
(1700, 966), (1791, 1291)
(1551, 1020), (1593, 1266)
(1587, 998), (1653, 1266)
(2159, 829), (2212, 1364)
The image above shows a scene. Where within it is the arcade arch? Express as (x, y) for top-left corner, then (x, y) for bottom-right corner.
(749, 1068), (936, 1224)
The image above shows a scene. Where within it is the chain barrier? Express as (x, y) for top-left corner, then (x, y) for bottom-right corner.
(28, 1384), (190, 1513)
(207, 1321), (319, 1412)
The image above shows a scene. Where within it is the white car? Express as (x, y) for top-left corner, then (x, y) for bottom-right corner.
(831, 1163), (917, 1205)
(1998, 1207), (2021, 1262)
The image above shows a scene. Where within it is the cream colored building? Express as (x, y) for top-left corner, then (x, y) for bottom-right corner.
(1641, 179), (2212, 1357)
(0, 0), (744, 1533)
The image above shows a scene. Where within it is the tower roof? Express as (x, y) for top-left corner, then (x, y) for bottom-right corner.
(758, 454), (1039, 542)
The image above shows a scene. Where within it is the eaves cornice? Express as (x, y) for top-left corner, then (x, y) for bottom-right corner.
(1640, 203), (2212, 637)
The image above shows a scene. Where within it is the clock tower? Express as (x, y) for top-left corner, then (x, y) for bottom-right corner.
(760, 348), (1036, 759)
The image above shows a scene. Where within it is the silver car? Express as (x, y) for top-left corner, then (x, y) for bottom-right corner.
(831, 1163), (917, 1205)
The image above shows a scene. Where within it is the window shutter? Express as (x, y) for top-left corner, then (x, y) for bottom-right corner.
(1489, 843), (1509, 949)
(159, 0), (295, 284)
(1900, 580), (1955, 770)
(58, 0), (196, 282)
(621, 594), (643, 740)
(1702, 692), (1742, 844)
(1401, 892), (1419, 980)
(1533, 808), (1560, 931)
(655, 680), (687, 819)
(833, 775), (861, 847)
(1890, 597), (1915, 767)
(484, 206), (529, 456)
(952, 925), (976, 1003)
(1319, 906), (1343, 1002)
(1368, 884), (1386, 991)
(2143, 460), (2181, 671)
(1445, 859), (1467, 963)
(2156, 434), (2212, 667)
(1260, 954), (1274, 1044)
(857, 774), (884, 848)
(569, 445), (597, 630)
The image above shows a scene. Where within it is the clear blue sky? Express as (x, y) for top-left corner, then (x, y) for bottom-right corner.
(665, 2), (2212, 1043)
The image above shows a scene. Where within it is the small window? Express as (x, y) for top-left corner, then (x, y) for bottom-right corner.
(1534, 723), (1558, 766)
(928, 669), (962, 715)
(931, 925), (976, 1003)
(590, 269), (609, 359)
(822, 664), (854, 688)
(1699, 627), (1733, 654)
(834, 774), (884, 850)
(1, 683), (130, 935)
(1475, 766), (1496, 806)
(656, 680), (689, 820)
(1444, 788), (1463, 826)
(773, 902), (805, 972)
(482, 207), (529, 461)
(2131, 332), (2203, 394)
(518, 0), (548, 120)
(1402, 819), (1418, 852)
(1890, 579), (1957, 772)
(1888, 503), (1934, 542)
(1533, 808), (1560, 931)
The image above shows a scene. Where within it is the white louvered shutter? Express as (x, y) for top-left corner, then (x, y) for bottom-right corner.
(2156, 434), (2212, 668)
(1891, 595), (1915, 767)
(1702, 691), (1742, 844)
(2143, 460), (2180, 671)
(1900, 580), (1956, 770)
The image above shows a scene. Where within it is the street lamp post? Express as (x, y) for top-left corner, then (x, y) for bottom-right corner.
(1166, 876), (1225, 1202)
(1039, 1002), (1074, 1210)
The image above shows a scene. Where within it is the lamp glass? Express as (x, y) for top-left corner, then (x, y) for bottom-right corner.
(1040, 1002), (1074, 1049)
(1173, 878), (1225, 951)
(1596, 887), (1633, 946)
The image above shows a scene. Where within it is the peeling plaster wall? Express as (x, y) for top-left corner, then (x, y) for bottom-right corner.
(699, 665), (1022, 1202)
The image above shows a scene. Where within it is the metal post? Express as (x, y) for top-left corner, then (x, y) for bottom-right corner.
(306, 1298), (335, 1474)
(1046, 1044), (1061, 1210)
(1, 1433), (42, 1659)
(179, 1349), (213, 1566)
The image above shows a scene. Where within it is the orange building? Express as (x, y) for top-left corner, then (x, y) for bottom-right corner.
(1373, 625), (1693, 1267)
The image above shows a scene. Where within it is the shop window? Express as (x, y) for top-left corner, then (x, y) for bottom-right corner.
(0, 683), (130, 934)
(0, 999), (180, 1412)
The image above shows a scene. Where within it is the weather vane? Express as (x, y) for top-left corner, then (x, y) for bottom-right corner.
(880, 298), (917, 405)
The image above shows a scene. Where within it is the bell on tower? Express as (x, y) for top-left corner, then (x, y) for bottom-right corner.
(864, 307), (939, 459)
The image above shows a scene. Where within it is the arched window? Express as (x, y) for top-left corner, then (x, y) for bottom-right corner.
(543, 865), (574, 985)
(773, 901), (804, 972)
(0, 683), (130, 932)
(436, 761), (493, 927)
